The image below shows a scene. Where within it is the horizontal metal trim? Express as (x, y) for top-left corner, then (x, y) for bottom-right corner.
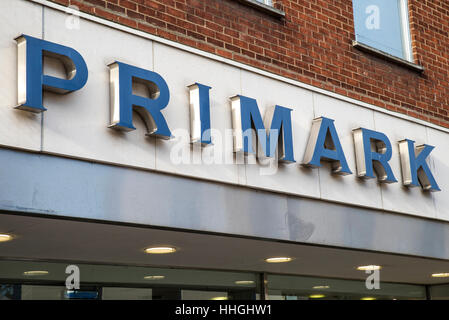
(352, 40), (424, 73)
(1, 147), (449, 260)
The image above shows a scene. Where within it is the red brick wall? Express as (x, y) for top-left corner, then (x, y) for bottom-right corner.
(48, 0), (449, 127)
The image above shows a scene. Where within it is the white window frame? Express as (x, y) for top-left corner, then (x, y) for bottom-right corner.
(353, 0), (414, 63)
(257, 0), (273, 6)
(399, 0), (413, 62)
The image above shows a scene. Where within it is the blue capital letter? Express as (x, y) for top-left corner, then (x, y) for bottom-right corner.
(108, 61), (171, 139)
(353, 128), (397, 183)
(302, 117), (352, 175)
(16, 34), (88, 112)
(231, 95), (295, 163)
(188, 83), (212, 145)
(399, 139), (440, 191)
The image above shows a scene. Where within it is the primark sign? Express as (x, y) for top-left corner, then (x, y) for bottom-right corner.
(15, 34), (440, 192)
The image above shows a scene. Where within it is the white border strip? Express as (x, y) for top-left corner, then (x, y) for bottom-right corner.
(399, 0), (413, 62)
(30, 0), (449, 134)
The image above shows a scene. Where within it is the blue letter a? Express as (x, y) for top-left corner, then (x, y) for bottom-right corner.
(302, 117), (352, 175)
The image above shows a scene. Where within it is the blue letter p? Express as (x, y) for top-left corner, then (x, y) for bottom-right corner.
(16, 34), (88, 113)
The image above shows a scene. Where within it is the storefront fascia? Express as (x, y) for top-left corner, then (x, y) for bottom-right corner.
(1, 0), (449, 300)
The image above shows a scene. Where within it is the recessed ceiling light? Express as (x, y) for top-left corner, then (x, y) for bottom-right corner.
(235, 280), (255, 285)
(265, 257), (293, 263)
(211, 296), (228, 300)
(144, 246), (177, 254)
(313, 285), (330, 290)
(144, 275), (165, 280)
(23, 271), (49, 276)
(361, 297), (376, 300)
(0, 234), (13, 242)
(432, 273), (449, 278)
(357, 265), (382, 271)
(309, 294), (325, 299)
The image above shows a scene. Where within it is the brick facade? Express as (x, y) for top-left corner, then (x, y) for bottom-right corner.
(48, 0), (449, 127)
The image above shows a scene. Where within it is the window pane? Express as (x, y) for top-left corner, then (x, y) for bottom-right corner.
(21, 285), (67, 300)
(0, 260), (258, 300)
(0, 284), (21, 300)
(353, 0), (409, 59)
(182, 290), (228, 300)
(429, 284), (449, 300)
(102, 287), (153, 300)
(267, 274), (426, 300)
